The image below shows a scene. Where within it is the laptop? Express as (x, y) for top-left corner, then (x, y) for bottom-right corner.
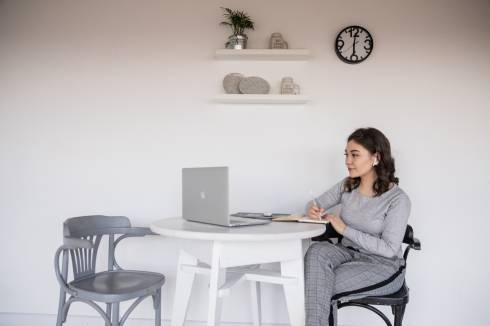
(182, 167), (270, 227)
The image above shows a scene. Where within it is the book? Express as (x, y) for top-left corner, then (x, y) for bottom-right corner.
(272, 214), (330, 224)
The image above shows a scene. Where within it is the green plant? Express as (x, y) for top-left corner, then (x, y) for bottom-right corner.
(220, 7), (255, 36)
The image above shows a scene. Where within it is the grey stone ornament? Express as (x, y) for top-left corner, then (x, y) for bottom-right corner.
(238, 76), (270, 94)
(223, 73), (245, 94)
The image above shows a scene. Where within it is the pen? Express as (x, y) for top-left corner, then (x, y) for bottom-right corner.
(310, 190), (324, 219)
(309, 190), (318, 207)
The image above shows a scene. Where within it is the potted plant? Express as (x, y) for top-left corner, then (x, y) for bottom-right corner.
(220, 7), (255, 49)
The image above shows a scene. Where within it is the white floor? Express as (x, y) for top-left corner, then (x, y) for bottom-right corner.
(0, 313), (289, 326)
(0, 313), (359, 326)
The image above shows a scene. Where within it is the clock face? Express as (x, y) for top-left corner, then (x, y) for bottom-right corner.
(335, 25), (373, 64)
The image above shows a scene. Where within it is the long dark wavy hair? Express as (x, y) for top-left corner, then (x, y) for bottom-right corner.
(343, 127), (399, 196)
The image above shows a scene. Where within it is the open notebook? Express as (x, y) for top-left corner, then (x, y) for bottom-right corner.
(272, 214), (330, 224)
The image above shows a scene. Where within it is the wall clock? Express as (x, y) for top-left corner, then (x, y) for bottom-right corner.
(335, 25), (373, 64)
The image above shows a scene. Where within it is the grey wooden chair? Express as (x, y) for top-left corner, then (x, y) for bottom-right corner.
(54, 215), (165, 326)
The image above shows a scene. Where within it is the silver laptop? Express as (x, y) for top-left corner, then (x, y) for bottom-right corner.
(182, 167), (270, 227)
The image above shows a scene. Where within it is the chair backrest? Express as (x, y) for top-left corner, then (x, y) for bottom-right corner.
(63, 215), (131, 281)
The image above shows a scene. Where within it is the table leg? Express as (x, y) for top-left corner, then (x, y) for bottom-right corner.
(207, 242), (224, 326)
(171, 250), (198, 326)
(250, 281), (262, 326)
(280, 246), (305, 326)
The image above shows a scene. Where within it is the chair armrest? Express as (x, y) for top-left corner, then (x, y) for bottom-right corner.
(55, 238), (94, 295)
(113, 227), (157, 236)
(54, 247), (77, 296)
(113, 227), (156, 247)
(411, 237), (421, 250)
(112, 227), (156, 270)
(311, 224), (342, 242)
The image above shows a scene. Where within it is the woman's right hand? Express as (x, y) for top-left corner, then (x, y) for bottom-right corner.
(307, 203), (325, 220)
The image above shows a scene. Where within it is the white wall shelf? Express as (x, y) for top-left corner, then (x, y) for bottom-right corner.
(213, 94), (309, 104)
(214, 49), (311, 60)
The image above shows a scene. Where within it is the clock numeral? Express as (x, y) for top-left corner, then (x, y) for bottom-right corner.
(350, 53), (359, 62)
(348, 27), (360, 38)
(336, 39), (345, 51)
(364, 39), (373, 51)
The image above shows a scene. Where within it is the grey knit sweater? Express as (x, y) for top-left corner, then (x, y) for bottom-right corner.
(310, 179), (411, 259)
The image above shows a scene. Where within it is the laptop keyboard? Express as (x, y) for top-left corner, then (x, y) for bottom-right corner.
(229, 218), (249, 225)
(229, 217), (269, 226)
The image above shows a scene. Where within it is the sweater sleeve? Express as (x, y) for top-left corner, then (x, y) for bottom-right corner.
(305, 179), (344, 213)
(343, 192), (411, 258)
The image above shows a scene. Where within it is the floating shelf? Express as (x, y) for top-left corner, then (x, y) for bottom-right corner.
(214, 94), (309, 104)
(214, 49), (311, 60)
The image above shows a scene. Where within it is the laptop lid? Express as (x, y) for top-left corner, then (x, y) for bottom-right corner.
(182, 167), (230, 226)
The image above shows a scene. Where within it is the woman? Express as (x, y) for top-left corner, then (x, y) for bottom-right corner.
(305, 127), (411, 326)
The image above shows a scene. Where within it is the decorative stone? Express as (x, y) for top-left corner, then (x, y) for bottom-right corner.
(223, 73), (244, 94)
(238, 76), (270, 94)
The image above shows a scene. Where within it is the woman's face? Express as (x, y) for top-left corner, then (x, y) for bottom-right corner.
(344, 140), (377, 178)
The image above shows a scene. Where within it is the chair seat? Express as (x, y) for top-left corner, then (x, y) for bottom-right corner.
(346, 282), (409, 306)
(69, 270), (165, 303)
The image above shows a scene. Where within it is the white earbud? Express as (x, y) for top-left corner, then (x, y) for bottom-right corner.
(373, 158), (379, 167)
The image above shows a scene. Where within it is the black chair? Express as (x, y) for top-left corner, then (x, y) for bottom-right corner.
(312, 224), (421, 326)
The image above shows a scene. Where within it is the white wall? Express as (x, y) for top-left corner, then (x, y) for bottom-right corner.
(1, 0), (489, 325)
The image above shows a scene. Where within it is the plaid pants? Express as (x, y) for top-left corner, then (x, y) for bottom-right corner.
(304, 241), (405, 326)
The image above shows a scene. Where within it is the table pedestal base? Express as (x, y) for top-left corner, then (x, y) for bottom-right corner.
(170, 239), (307, 326)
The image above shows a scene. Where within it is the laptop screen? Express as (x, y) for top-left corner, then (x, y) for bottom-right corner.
(182, 167), (229, 225)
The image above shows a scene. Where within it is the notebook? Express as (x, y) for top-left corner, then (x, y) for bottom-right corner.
(272, 214), (331, 224)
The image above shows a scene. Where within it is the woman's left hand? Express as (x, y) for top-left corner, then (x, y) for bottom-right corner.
(325, 214), (347, 235)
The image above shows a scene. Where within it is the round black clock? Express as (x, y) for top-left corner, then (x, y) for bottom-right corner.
(335, 25), (373, 64)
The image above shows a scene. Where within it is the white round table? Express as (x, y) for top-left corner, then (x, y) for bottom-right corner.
(151, 218), (325, 326)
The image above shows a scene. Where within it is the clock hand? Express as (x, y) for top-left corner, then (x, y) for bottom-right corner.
(343, 40), (359, 53)
(352, 36), (358, 54)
